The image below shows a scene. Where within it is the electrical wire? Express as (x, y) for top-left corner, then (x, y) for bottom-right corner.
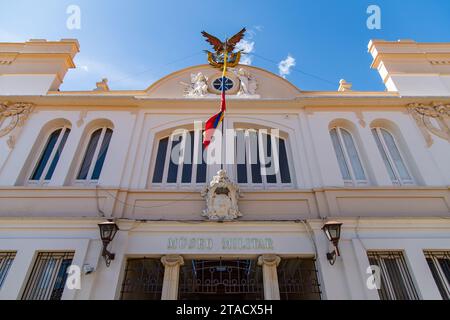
(355, 216), (368, 251)
(301, 220), (319, 260)
(252, 53), (337, 87)
(106, 50), (337, 89)
(95, 184), (106, 217)
(108, 51), (204, 86)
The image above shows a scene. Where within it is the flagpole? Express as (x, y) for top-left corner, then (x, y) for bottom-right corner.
(221, 51), (228, 171)
(221, 110), (224, 171)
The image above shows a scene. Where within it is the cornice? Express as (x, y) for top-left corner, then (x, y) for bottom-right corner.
(2, 94), (450, 111)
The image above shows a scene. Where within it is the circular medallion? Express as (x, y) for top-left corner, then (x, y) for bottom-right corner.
(212, 77), (234, 92)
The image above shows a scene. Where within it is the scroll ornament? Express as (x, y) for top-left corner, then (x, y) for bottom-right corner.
(408, 102), (450, 147)
(0, 101), (34, 139)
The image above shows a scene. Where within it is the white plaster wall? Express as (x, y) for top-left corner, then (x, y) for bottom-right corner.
(389, 74), (450, 96)
(305, 110), (447, 187)
(1, 105), (449, 189)
(1, 219), (449, 300)
(0, 109), (137, 187)
(0, 75), (56, 96)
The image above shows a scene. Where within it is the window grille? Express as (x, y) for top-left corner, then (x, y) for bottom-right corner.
(120, 258), (164, 300)
(424, 251), (450, 300)
(367, 251), (419, 300)
(0, 252), (16, 289)
(277, 258), (321, 300)
(21, 252), (74, 300)
(179, 259), (264, 300)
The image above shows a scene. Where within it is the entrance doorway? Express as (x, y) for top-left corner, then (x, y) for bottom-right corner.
(179, 259), (264, 300)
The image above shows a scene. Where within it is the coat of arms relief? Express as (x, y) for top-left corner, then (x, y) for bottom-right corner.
(201, 170), (242, 221)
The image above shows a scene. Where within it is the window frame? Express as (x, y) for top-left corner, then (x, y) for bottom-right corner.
(73, 126), (113, 186)
(234, 128), (295, 190)
(371, 127), (414, 186)
(330, 127), (368, 186)
(150, 129), (208, 190)
(27, 126), (71, 186)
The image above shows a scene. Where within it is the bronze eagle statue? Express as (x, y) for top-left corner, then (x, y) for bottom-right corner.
(201, 28), (246, 68)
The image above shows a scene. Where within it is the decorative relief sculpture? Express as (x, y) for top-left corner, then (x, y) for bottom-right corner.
(0, 101), (34, 140)
(408, 102), (450, 147)
(338, 79), (352, 92)
(77, 110), (88, 127)
(201, 169), (242, 221)
(234, 68), (258, 96)
(182, 72), (209, 97)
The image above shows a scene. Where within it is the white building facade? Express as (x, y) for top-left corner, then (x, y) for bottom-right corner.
(0, 39), (449, 300)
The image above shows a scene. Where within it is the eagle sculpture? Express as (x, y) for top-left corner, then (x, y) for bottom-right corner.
(201, 28), (246, 68)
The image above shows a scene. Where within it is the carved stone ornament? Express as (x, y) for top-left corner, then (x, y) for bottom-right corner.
(234, 68), (258, 96)
(201, 169), (242, 221)
(181, 72), (209, 97)
(408, 102), (450, 147)
(0, 101), (34, 139)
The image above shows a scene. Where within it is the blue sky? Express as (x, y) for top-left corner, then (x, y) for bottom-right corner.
(1, 0), (449, 91)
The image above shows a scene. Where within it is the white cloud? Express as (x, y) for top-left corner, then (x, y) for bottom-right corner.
(235, 39), (254, 54)
(234, 26), (263, 66)
(254, 25), (264, 32)
(239, 55), (253, 65)
(236, 39), (255, 65)
(278, 54), (296, 78)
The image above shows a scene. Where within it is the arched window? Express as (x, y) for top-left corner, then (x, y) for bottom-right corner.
(371, 127), (414, 185)
(330, 127), (367, 186)
(235, 129), (292, 188)
(151, 130), (207, 186)
(29, 126), (71, 184)
(76, 127), (113, 184)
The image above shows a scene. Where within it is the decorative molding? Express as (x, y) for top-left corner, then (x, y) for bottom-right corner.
(233, 68), (258, 96)
(76, 110), (88, 127)
(94, 78), (110, 92)
(181, 72), (209, 97)
(257, 255), (281, 267)
(0, 52), (18, 65)
(6, 135), (15, 149)
(161, 255), (185, 267)
(0, 101), (35, 138)
(201, 169), (242, 221)
(408, 102), (450, 147)
(338, 79), (352, 92)
(430, 60), (450, 65)
(354, 110), (366, 128)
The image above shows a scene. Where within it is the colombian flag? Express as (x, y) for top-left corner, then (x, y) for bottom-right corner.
(203, 53), (228, 148)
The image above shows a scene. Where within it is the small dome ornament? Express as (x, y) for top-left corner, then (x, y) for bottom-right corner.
(201, 169), (242, 221)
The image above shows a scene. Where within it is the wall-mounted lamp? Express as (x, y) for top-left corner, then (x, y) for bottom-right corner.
(98, 220), (119, 267)
(322, 220), (343, 265)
